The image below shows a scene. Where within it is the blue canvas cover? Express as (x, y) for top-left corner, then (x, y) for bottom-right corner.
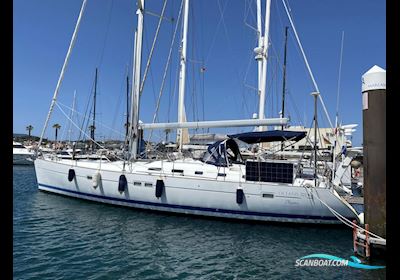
(201, 139), (242, 167)
(228, 130), (306, 144)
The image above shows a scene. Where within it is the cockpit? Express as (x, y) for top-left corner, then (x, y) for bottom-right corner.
(201, 138), (244, 167)
(201, 130), (307, 167)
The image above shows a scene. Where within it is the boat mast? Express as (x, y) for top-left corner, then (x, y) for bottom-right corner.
(258, 0), (272, 132)
(281, 26), (288, 130)
(126, 74), (130, 138)
(256, 0), (263, 99)
(280, 26), (288, 151)
(129, 0), (144, 160)
(311, 91), (319, 187)
(128, 32), (137, 155)
(177, 0), (190, 151)
(90, 68), (98, 151)
(68, 90), (77, 144)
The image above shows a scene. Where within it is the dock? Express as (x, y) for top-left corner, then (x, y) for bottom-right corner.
(343, 195), (364, 205)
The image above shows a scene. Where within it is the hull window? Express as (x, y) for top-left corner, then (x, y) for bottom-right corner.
(148, 167), (161, 171)
(262, 193), (274, 198)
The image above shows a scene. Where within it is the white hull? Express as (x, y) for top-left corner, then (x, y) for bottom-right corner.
(34, 158), (358, 224)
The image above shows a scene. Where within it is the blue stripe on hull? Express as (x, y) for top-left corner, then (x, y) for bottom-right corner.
(38, 183), (345, 222)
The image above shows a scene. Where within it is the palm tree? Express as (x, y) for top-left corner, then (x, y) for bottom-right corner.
(26, 125), (33, 139)
(52, 123), (61, 142)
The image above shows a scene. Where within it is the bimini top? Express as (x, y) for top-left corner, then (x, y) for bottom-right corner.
(228, 130), (307, 144)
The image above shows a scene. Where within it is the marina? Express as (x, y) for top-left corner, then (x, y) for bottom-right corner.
(13, 0), (386, 278)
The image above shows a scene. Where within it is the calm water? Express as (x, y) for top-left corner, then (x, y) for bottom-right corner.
(13, 165), (386, 279)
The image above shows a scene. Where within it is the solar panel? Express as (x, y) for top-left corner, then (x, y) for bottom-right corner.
(245, 161), (294, 184)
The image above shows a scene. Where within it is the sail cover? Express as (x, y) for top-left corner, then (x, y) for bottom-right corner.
(228, 130), (306, 144)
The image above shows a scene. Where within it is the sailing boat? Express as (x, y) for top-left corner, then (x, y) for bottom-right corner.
(13, 141), (35, 165)
(34, 0), (359, 224)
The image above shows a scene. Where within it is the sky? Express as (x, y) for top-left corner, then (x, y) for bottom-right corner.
(13, 0), (386, 146)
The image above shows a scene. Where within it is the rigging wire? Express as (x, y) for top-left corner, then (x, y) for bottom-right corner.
(38, 0), (88, 149)
(139, 0), (168, 96)
(167, 0), (174, 126)
(286, 90), (305, 127)
(109, 66), (129, 140)
(335, 31), (345, 127)
(243, 1), (294, 122)
(243, 0), (258, 32)
(217, 0), (249, 118)
(198, 0), (206, 125)
(263, 53), (280, 119)
(75, 69), (97, 146)
(275, 0), (314, 126)
(189, 4), (197, 124)
(204, 0), (228, 64)
(84, 70), (99, 143)
(139, 0), (169, 143)
(266, 1), (333, 132)
(55, 102), (127, 164)
(309, 189), (386, 241)
(76, 0), (115, 144)
(191, 4), (205, 124)
(242, 40), (258, 117)
(65, 90), (77, 142)
(57, 101), (125, 138)
(143, 26), (158, 109)
(97, 0), (115, 70)
(332, 31), (345, 158)
(242, 0), (262, 120)
(281, 0), (334, 129)
(147, 0), (184, 145)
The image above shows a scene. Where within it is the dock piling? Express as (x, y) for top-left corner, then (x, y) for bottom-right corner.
(362, 65), (386, 239)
